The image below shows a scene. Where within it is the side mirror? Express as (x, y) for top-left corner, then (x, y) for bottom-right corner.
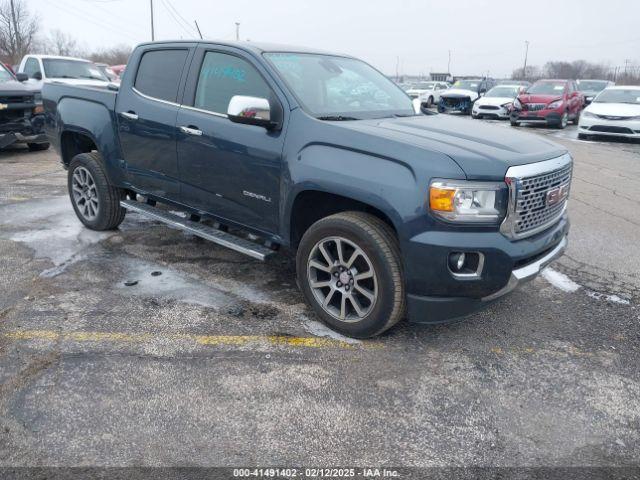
(15, 73), (28, 82)
(32, 71), (42, 80)
(227, 95), (275, 129)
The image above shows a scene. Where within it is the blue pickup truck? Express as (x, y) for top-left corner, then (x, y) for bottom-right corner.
(43, 41), (572, 338)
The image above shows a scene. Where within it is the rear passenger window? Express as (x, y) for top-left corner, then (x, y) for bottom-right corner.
(194, 51), (271, 114)
(134, 49), (188, 103)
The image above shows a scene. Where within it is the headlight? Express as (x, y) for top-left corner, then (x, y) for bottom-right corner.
(429, 180), (506, 223)
(582, 111), (597, 118)
(547, 100), (563, 109)
(33, 92), (43, 104)
(513, 98), (522, 109)
(501, 102), (513, 108)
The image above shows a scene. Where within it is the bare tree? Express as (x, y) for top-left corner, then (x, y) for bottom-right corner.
(0, 0), (38, 65)
(89, 45), (132, 66)
(46, 29), (82, 57)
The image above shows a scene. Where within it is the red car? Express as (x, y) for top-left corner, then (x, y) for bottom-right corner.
(510, 79), (584, 129)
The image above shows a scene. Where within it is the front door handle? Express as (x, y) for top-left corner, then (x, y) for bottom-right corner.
(179, 125), (203, 136)
(121, 111), (138, 121)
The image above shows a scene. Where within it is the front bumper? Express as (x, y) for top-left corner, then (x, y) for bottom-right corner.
(473, 104), (510, 119)
(0, 132), (48, 149)
(511, 109), (563, 125)
(578, 116), (640, 138)
(439, 96), (473, 113)
(404, 214), (569, 324)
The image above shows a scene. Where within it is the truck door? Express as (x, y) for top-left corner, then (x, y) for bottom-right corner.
(115, 45), (194, 200)
(175, 46), (286, 234)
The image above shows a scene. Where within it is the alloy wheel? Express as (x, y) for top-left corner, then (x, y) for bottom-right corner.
(307, 236), (378, 322)
(71, 166), (99, 221)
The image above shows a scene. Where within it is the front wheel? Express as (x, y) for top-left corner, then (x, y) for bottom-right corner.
(572, 109), (581, 125)
(68, 151), (126, 231)
(296, 212), (405, 338)
(556, 111), (569, 129)
(510, 119), (520, 127)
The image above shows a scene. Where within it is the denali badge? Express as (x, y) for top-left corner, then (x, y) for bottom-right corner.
(243, 190), (272, 203)
(546, 184), (569, 207)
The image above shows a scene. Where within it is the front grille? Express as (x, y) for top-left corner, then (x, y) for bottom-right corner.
(0, 95), (33, 104)
(479, 105), (500, 110)
(514, 162), (572, 235)
(589, 125), (634, 134)
(596, 115), (631, 120)
(524, 103), (546, 111)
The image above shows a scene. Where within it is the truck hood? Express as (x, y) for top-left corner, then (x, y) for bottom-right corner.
(442, 88), (479, 101)
(0, 78), (32, 95)
(337, 114), (567, 180)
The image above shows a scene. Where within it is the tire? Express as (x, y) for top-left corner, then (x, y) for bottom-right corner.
(296, 211), (405, 338)
(510, 120), (520, 127)
(578, 133), (589, 140)
(427, 96), (434, 108)
(556, 111), (569, 129)
(68, 151), (126, 231)
(28, 142), (49, 151)
(572, 109), (581, 125)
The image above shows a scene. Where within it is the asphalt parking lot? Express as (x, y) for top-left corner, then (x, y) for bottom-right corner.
(1, 120), (639, 469)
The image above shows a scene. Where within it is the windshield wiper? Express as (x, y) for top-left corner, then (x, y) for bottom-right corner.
(316, 115), (360, 121)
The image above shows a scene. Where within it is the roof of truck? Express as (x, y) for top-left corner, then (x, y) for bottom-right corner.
(24, 54), (92, 62)
(137, 40), (350, 57)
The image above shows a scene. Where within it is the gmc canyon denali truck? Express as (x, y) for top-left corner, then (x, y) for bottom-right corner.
(43, 41), (572, 338)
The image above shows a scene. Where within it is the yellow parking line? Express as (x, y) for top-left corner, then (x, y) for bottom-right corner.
(2, 329), (369, 350)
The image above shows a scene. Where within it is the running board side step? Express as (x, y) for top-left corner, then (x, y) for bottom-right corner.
(120, 200), (276, 261)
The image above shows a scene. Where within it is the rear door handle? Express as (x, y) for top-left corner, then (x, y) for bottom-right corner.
(121, 111), (138, 121)
(179, 125), (203, 136)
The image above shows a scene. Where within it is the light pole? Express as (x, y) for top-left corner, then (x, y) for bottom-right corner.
(523, 41), (529, 79)
(235, 22), (240, 41)
(447, 50), (451, 74)
(150, 0), (155, 41)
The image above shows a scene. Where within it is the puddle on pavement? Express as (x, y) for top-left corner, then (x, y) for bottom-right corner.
(116, 259), (233, 309)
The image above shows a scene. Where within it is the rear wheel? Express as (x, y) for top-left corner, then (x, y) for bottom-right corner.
(578, 133), (589, 140)
(296, 212), (405, 338)
(27, 142), (49, 151)
(68, 151), (126, 231)
(510, 119), (520, 127)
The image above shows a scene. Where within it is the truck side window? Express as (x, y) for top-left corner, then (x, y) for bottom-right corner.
(134, 49), (188, 103)
(24, 58), (40, 78)
(194, 51), (271, 115)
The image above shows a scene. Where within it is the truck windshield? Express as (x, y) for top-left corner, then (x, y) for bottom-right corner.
(43, 59), (108, 81)
(0, 64), (13, 82)
(264, 53), (414, 120)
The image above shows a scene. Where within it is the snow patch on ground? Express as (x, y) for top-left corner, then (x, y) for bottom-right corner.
(586, 290), (631, 305)
(302, 318), (361, 344)
(1, 196), (113, 277)
(541, 267), (581, 293)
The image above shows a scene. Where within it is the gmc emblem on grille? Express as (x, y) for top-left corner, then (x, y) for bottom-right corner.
(546, 184), (570, 207)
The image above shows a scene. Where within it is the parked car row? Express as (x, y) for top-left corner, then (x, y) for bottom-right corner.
(406, 75), (638, 140)
(1, 54), (126, 152)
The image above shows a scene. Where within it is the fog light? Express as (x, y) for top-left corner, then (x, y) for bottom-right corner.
(448, 252), (484, 278)
(449, 252), (466, 272)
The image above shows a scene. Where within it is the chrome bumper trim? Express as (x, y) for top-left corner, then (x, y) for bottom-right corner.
(482, 236), (568, 302)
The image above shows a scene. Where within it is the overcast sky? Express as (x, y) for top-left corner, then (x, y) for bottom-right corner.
(29, 0), (640, 77)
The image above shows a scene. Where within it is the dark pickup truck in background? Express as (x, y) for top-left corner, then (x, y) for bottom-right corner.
(0, 62), (48, 151)
(43, 41), (572, 338)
